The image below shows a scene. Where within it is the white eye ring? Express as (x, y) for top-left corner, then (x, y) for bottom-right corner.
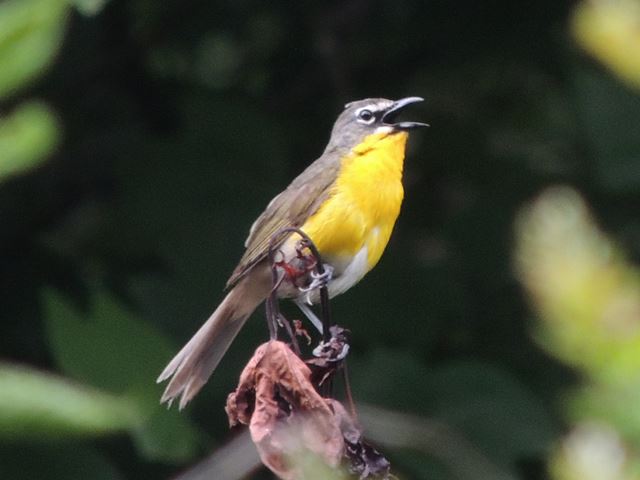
(356, 108), (375, 124)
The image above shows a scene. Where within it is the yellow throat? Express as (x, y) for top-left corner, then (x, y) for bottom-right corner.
(301, 130), (408, 272)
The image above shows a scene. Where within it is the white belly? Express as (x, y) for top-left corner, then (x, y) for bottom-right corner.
(325, 246), (369, 298)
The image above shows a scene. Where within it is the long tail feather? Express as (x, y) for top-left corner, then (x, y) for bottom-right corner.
(157, 283), (262, 409)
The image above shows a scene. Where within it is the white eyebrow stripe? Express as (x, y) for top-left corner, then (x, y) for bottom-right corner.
(356, 103), (384, 114)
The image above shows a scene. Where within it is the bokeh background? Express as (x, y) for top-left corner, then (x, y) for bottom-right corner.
(2, 0), (640, 479)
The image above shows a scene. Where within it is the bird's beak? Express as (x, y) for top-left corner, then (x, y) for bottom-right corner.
(382, 96), (429, 130)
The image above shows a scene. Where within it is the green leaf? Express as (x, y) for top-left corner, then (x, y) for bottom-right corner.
(44, 288), (171, 393)
(43, 288), (201, 461)
(0, 363), (136, 440)
(0, 101), (61, 180)
(0, 0), (69, 99)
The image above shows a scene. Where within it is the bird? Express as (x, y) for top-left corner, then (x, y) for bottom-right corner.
(157, 97), (427, 408)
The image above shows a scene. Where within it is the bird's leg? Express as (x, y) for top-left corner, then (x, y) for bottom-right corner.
(273, 240), (319, 289)
(288, 238), (334, 300)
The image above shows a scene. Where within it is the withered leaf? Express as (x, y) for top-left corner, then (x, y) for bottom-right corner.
(226, 341), (344, 479)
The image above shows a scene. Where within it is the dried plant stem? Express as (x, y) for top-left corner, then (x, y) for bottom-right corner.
(341, 361), (357, 420)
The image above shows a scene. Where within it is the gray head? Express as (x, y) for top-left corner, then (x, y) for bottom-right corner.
(326, 96), (428, 151)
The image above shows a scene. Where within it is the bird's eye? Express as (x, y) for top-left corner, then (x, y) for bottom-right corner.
(356, 109), (375, 124)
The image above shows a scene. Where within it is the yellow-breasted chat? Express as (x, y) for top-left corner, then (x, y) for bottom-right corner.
(158, 97), (427, 408)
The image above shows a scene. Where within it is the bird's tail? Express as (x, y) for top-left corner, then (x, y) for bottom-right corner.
(157, 279), (264, 409)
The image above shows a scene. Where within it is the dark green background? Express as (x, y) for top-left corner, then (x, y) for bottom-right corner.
(2, 0), (640, 478)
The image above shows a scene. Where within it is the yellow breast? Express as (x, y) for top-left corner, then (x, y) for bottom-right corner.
(301, 131), (408, 272)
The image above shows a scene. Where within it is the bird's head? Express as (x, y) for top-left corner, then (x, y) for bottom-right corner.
(327, 96), (428, 151)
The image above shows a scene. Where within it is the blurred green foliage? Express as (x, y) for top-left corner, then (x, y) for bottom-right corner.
(0, 362), (134, 439)
(0, 0), (639, 479)
(0, 101), (60, 179)
(44, 289), (200, 461)
(516, 187), (640, 480)
(0, 0), (67, 180)
(0, 0), (68, 99)
(571, 0), (640, 90)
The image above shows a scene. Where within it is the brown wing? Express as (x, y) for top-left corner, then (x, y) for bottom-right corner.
(225, 150), (342, 289)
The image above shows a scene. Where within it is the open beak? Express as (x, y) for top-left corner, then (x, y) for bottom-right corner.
(382, 96), (429, 130)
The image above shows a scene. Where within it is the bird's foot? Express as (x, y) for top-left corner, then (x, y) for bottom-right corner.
(298, 264), (334, 306)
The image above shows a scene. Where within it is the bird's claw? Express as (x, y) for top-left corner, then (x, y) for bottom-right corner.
(299, 264), (334, 293)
